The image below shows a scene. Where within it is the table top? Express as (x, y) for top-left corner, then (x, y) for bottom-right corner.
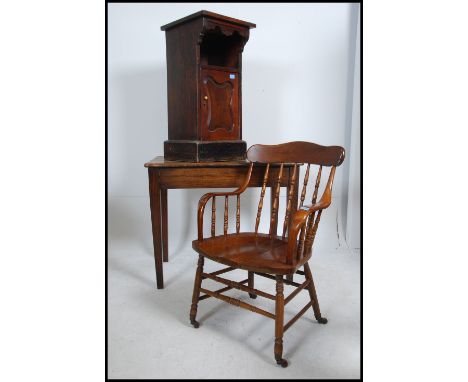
(144, 156), (299, 169)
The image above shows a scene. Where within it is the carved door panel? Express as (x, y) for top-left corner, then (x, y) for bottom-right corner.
(200, 69), (239, 141)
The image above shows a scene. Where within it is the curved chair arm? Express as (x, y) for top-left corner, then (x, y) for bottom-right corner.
(197, 163), (253, 241)
(286, 201), (331, 259)
(286, 166), (337, 262)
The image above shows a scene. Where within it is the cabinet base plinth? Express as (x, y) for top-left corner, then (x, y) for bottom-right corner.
(164, 140), (247, 162)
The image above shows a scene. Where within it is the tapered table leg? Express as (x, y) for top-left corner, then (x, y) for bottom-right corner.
(161, 188), (168, 263)
(148, 169), (164, 289)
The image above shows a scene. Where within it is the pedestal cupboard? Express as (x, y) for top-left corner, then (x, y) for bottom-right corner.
(161, 11), (256, 161)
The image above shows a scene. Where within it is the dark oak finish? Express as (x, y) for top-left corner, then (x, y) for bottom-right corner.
(148, 168), (163, 288)
(190, 141), (345, 367)
(161, 188), (168, 262)
(201, 68), (239, 140)
(163, 140), (247, 163)
(161, 10), (256, 161)
(160, 10), (256, 31)
(144, 156), (297, 289)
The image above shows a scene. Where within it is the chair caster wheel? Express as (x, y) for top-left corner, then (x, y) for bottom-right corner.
(190, 319), (200, 328)
(249, 293), (257, 299)
(317, 317), (328, 324)
(276, 358), (288, 368)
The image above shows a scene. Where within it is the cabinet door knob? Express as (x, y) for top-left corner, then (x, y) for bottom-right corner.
(204, 96), (208, 100)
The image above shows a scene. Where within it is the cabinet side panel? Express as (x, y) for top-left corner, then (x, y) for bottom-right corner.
(238, 54), (243, 139)
(165, 20), (201, 140)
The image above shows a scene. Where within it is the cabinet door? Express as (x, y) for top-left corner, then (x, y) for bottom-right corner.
(200, 69), (239, 141)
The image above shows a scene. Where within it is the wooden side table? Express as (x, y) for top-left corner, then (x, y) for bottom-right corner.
(144, 157), (299, 289)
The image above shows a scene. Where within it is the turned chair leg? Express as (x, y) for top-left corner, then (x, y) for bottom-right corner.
(248, 271), (257, 299)
(189, 255), (205, 328)
(303, 262), (328, 324)
(274, 275), (288, 367)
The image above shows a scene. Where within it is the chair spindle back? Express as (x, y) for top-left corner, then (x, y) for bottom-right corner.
(255, 163), (270, 233)
(202, 142), (344, 265)
(247, 142), (345, 263)
(269, 163), (284, 236)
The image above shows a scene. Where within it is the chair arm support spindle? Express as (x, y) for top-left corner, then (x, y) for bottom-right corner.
(196, 163), (253, 241)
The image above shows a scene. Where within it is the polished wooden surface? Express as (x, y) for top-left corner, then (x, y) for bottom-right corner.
(193, 233), (310, 275)
(146, 157), (297, 289)
(201, 68), (239, 140)
(145, 156), (253, 168)
(160, 10), (256, 31)
(164, 18), (200, 141)
(190, 141), (345, 367)
(247, 141), (345, 166)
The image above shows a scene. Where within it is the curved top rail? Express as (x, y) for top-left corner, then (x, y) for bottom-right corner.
(247, 141), (345, 167)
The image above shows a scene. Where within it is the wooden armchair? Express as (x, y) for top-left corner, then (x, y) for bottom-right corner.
(190, 141), (345, 367)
